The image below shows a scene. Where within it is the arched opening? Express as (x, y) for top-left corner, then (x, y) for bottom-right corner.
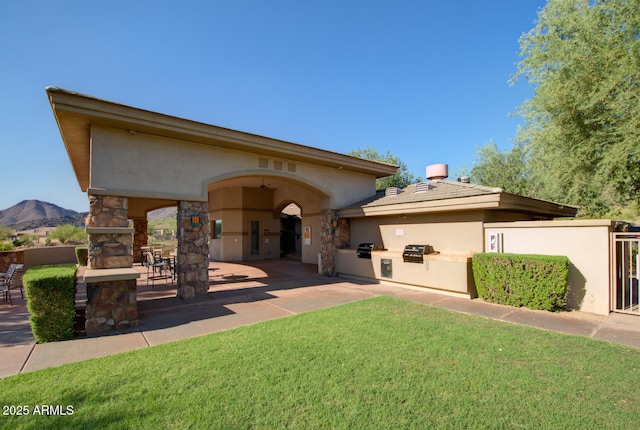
(146, 206), (177, 250)
(206, 173), (329, 266)
(279, 202), (302, 260)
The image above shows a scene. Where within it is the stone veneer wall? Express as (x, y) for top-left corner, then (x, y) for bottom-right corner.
(334, 218), (351, 250)
(85, 195), (138, 335)
(85, 279), (138, 335)
(176, 201), (210, 298)
(320, 210), (335, 276)
(132, 218), (148, 264)
(0, 251), (25, 273)
(88, 195), (132, 270)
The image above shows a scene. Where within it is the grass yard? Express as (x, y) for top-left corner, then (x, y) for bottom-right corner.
(1, 296), (639, 429)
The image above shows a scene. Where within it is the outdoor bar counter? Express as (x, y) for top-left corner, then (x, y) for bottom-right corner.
(336, 248), (476, 298)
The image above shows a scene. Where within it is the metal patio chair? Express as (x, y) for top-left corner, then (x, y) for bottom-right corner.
(1, 264), (24, 306)
(145, 251), (173, 287)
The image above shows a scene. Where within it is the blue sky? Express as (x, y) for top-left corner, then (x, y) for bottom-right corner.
(0, 0), (547, 213)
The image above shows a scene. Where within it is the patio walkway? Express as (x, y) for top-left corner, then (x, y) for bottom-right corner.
(1, 259), (639, 378)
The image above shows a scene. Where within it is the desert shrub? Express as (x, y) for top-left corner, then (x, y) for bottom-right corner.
(0, 226), (11, 241)
(472, 253), (570, 311)
(17, 234), (39, 248)
(24, 265), (77, 342)
(49, 224), (87, 244)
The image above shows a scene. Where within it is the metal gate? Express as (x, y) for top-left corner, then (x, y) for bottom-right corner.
(611, 232), (640, 314)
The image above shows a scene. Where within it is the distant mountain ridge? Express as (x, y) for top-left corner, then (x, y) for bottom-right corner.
(0, 200), (87, 229)
(148, 207), (177, 222)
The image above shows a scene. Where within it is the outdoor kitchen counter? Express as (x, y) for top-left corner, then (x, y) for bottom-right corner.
(336, 249), (476, 297)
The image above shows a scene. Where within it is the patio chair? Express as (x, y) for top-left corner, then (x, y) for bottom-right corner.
(145, 251), (173, 287)
(0, 264), (24, 306)
(140, 246), (151, 266)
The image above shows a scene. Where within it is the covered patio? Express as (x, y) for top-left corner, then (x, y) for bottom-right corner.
(47, 87), (396, 335)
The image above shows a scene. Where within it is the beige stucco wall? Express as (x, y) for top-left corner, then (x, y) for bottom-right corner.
(90, 125), (376, 209)
(339, 211), (491, 295)
(209, 188), (242, 261)
(484, 220), (613, 315)
(208, 187), (322, 264)
(336, 250), (474, 296)
(339, 210), (555, 296)
(242, 187), (281, 260)
(301, 214), (321, 265)
(349, 211), (488, 254)
(21, 246), (77, 268)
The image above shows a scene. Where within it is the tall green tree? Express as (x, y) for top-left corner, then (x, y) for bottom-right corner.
(470, 141), (535, 197)
(512, 0), (640, 216)
(349, 146), (422, 190)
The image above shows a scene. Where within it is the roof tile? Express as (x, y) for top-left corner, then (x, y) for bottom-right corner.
(344, 180), (502, 209)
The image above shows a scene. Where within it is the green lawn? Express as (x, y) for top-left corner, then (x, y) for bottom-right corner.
(1, 296), (639, 429)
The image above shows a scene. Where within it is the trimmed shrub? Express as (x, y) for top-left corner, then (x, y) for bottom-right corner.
(24, 265), (77, 342)
(472, 253), (570, 311)
(75, 246), (88, 266)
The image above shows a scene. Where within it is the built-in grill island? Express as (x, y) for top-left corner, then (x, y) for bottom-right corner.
(402, 244), (435, 263)
(356, 243), (384, 259)
(337, 242), (471, 296)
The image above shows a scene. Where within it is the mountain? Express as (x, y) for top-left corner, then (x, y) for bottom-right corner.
(0, 200), (176, 230)
(0, 200), (87, 229)
(148, 207), (177, 222)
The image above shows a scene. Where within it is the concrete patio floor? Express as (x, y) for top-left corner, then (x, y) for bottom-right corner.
(1, 258), (639, 378)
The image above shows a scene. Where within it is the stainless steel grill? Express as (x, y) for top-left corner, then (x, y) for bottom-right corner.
(402, 244), (434, 263)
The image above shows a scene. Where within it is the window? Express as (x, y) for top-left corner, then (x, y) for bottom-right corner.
(213, 219), (222, 239)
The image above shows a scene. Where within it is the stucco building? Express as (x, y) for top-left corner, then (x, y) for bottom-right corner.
(48, 87), (580, 334)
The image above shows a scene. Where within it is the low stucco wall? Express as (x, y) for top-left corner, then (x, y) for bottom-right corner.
(484, 220), (613, 315)
(337, 249), (475, 297)
(340, 211), (501, 297)
(0, 246), (78, 272)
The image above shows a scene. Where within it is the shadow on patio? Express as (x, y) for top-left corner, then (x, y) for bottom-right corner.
(131, 258), (366, 335)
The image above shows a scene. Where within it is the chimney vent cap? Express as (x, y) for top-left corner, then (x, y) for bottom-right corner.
(426, 164), (448, 180)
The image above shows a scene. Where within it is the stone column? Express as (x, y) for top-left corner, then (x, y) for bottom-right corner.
(176, 201), (210, 299)
(132, 217), (148, 264)
(320, 209), (339, 276)
(87, 195), (132, 270)
(84, 195), (139, 336)
(334, 218), (351, 250)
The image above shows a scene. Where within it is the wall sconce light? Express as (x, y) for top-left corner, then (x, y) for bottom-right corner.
(331, 218), (339, 229)
(191, 214), (202, 227)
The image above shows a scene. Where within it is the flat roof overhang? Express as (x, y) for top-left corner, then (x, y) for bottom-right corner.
(338, 193), (578, 218)
(46, 87), (398, 192)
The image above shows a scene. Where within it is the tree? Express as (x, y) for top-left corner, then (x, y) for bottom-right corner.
(49, 224), (87, 244)
(512, 0), (640, 216)
(0, 226), (11, 241)
(349, 146), (422, 190)
(16, 234), (38, 248)
(470, 141), (534, 197)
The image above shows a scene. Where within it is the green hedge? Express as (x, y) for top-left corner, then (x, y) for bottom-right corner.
(24, 265), (77, 342)
(472, 253), (570, 311)
(75, 246), (88, 266)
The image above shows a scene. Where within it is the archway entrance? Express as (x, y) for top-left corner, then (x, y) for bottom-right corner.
(280, 202), (301, 260)
(207, 174), (328, 266)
